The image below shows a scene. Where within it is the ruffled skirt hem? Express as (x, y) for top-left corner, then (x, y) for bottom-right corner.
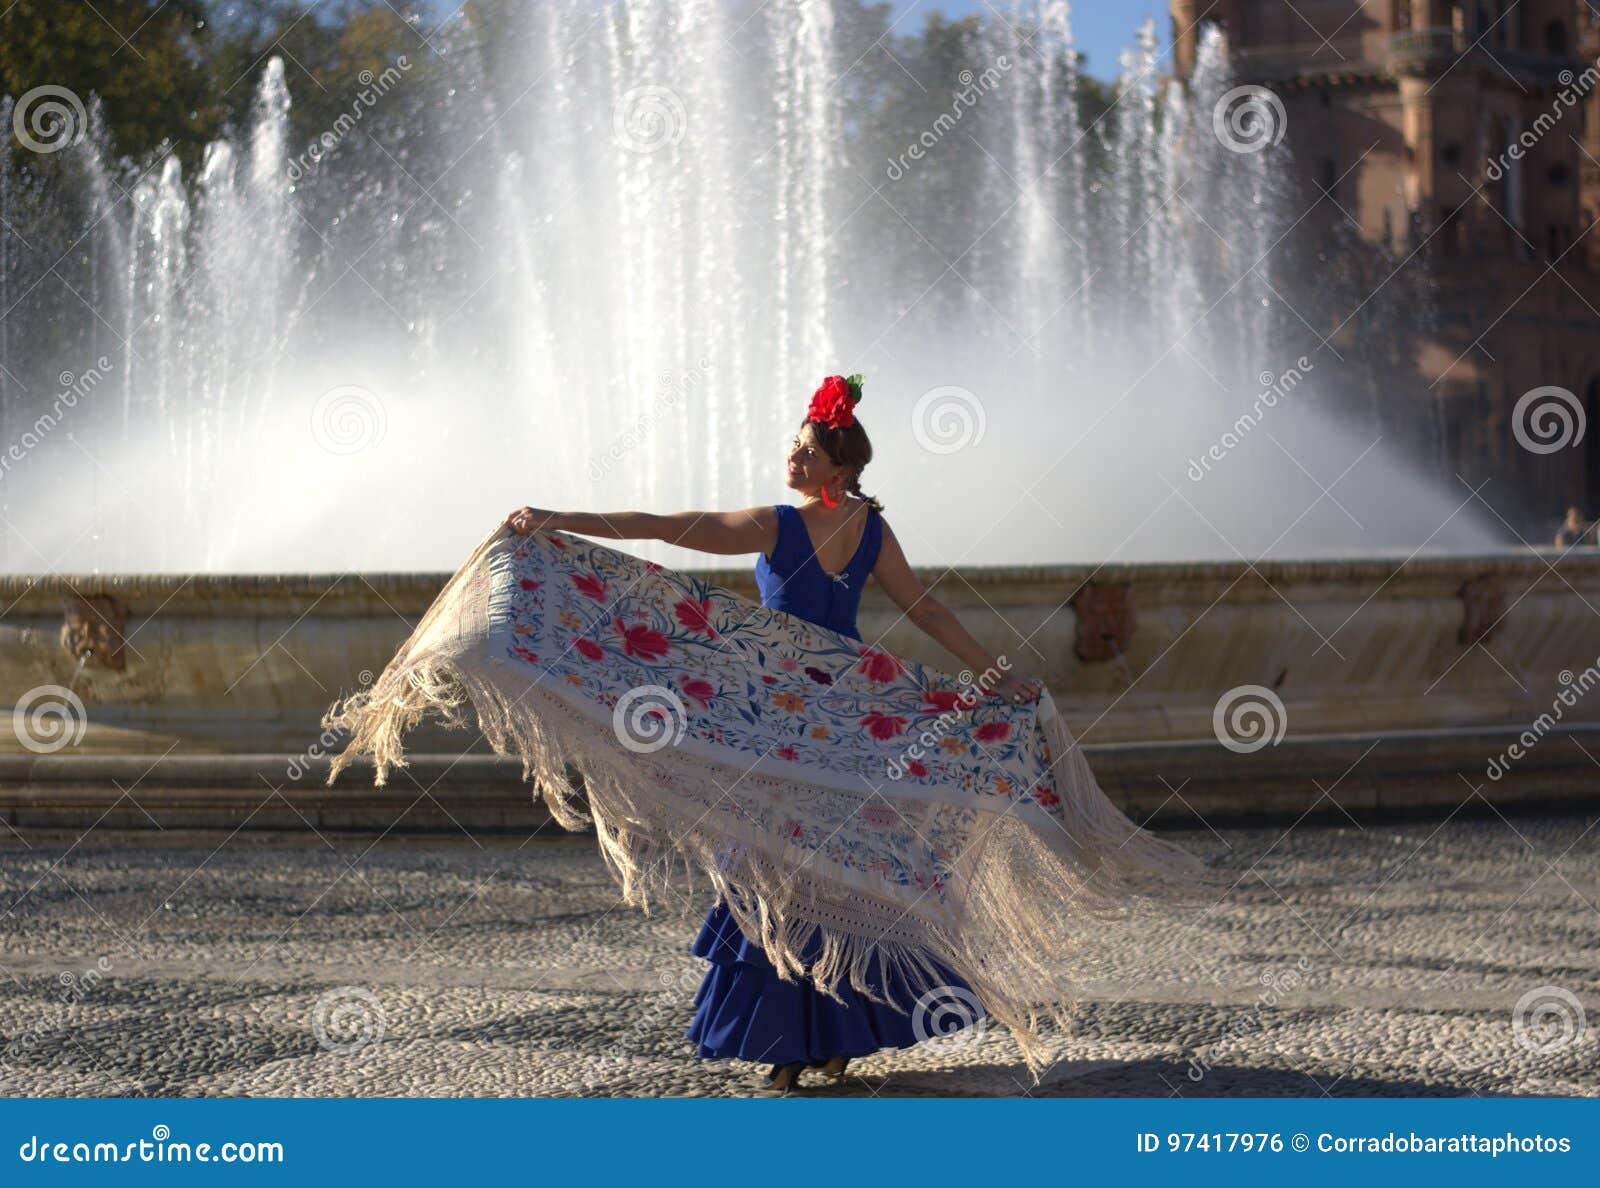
(685, 901), (987, 1065)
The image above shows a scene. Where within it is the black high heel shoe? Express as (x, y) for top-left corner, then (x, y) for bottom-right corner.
(757, 1060), (806, 1092)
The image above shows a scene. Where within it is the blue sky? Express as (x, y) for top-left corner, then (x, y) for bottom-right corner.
(407, 2), (1170, 83)
(886, 1), (1169, 79)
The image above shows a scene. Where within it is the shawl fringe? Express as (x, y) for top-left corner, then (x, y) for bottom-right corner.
(322, 525), (1221, 1081)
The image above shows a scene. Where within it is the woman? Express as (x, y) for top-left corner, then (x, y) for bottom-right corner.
(1555, 505), (1597, 549)
(506, 373), (1042, 1093)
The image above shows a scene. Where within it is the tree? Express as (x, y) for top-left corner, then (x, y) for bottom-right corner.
(0, 0), (213, 159)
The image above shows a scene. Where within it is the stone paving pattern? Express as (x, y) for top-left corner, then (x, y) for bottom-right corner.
(1, 813), (1596, 1097)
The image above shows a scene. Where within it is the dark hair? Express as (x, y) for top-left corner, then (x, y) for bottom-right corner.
(799, 413), (883, 512)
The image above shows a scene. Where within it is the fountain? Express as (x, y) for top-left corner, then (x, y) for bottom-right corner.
(0, 2), (1502, 575)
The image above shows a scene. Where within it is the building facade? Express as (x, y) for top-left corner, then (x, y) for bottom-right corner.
(1172, 1), (1600, 537)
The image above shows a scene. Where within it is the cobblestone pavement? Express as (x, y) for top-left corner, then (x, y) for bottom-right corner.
(0, 813), (1596, 1098)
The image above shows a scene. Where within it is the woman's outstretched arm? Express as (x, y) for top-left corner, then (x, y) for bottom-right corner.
(505, 505), (778, 557)
(871, 519), (1041, 703)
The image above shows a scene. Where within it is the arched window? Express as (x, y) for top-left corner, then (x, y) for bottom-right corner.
(1321, 157), (1338, 197)
(1587, 378), (1600, 514)
(1438, 202), (1464, 255)
(1488, 117), (1509, 209)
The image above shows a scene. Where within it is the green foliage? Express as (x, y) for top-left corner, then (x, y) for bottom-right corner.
(0, 0), (213, 158)
(200, 1), (426, 150)
(4, 0), (1129, 172)
(1, 0), (430, 168)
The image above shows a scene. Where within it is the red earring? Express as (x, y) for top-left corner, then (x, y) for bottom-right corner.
(820, 482), (838, 508)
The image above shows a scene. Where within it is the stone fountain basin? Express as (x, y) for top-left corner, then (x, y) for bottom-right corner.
(1, 551), (1597, 830)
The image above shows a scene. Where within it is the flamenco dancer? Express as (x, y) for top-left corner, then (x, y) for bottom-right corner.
(506, 374), (1043, 1092)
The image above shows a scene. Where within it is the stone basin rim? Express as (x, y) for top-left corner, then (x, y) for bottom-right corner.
(1, 547), (1593, 605)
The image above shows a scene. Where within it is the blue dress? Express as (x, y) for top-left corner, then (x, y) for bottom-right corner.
(684, 501), (987, 1065)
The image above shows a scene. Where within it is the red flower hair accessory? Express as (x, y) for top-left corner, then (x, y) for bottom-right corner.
(807, 373), (864, 429)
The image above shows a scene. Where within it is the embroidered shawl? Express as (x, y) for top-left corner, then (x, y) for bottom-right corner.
(323, 523), (1213, 1076)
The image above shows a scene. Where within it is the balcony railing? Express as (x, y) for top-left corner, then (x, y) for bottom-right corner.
(1387, 28), (1469, 62)
(1231, 36), (1374, 77)
(1227, 28), (1582, 82)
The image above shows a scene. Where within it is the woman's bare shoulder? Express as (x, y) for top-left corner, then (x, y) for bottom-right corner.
(735, 504), (782, 530)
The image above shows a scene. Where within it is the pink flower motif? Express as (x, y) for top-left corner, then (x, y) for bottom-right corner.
(612, 618), (670, 661)
(776, 658), (799, 672)
(855, 647), (905, 684)
(906, 760), (928, 778)
(761, 675), (778, 685)
(574, 639), (604, 661)
(519, 578), (541, 592)
(860, 711), (908, 741)
(511, 646), (539, 664)
(673, 597), (718, 639)
(782, 817), (804, 838)
(921, 689), (965, 713)
(645, 561), (663, 572)
(572, 572), (608, 601)
(976, 720), (1013, 744)
(680, 677), (715, 709)
(1034, 787), (1060, 807)
(775, 746), (800, 761)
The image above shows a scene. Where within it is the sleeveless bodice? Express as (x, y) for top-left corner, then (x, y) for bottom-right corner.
(754, 503), (882, 640)
(690, 497), (988, 1064)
